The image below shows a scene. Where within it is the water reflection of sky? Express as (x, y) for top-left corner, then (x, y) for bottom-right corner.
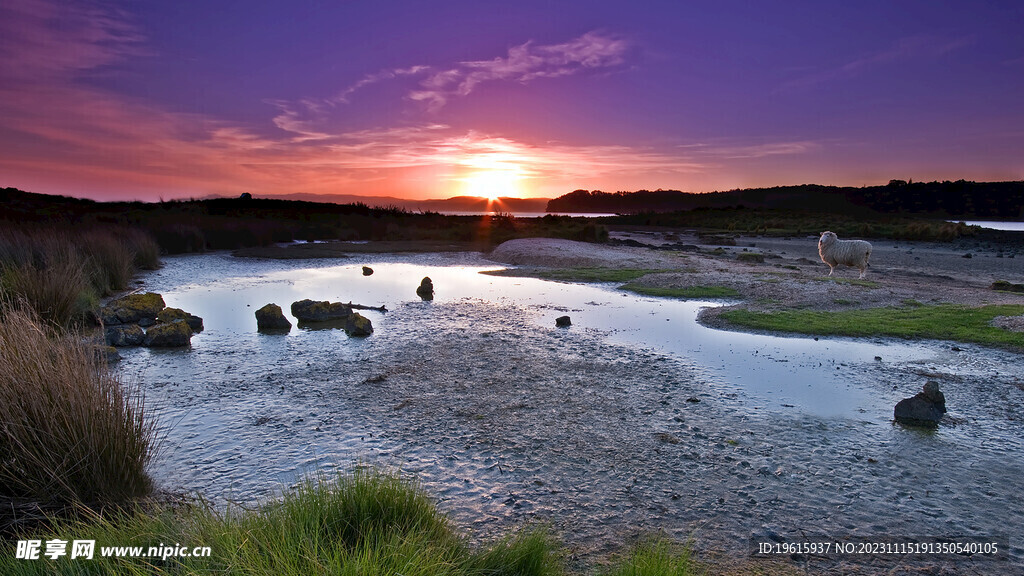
(143, 253), (966, 419)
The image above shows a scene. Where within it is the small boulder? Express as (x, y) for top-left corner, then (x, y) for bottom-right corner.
(93, 345), (120, 364)
(555, 315), (572, 328)
(156, 307), (204, 332)
(143, 319), (193, 347)
(256, 303), (292, 331)
(894, 380), (947, 427)
(416, 277), (434, 300)
(291, 299), (352, 322)
(100, 292), (166, 325)
(362, 266), (374, 276)
(105, 324), (144, 347)
(344, 312), (373, 337)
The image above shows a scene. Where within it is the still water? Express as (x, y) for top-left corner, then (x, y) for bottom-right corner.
(119, 251), (1024, 563)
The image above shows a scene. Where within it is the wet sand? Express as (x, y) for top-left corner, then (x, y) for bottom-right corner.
(130, 236), (1024, 575)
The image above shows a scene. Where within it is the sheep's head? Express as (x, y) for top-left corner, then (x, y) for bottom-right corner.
(819, 231), (837, 245)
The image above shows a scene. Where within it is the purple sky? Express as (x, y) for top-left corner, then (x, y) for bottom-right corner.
(2, 0), (1023, 201)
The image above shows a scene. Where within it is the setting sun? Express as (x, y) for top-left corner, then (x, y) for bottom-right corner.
(462, 170), (521, 200)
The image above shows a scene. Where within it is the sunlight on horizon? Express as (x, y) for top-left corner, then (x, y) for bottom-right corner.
(460, 169), (523, 200)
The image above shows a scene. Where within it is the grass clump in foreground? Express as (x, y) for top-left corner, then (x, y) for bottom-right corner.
(603, 538), (700, 576)
(0, 302), (156, 520)
(621, 283), (741, 299)
(720, 303), (1024, 349)
(1, 469), (565, 576)
(482, 267), (665, 283)
(0, 467), (706, 575)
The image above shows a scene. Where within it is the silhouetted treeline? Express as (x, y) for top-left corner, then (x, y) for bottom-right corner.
(0, 188), (607, 254)
(547, 181), (1024, 220)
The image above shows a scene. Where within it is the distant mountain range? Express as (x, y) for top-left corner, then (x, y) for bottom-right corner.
(242, 193), (551, 213)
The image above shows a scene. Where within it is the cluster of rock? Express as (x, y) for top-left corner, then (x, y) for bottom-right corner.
(252, 299), (374, 337)
(894, 381), (947, 427)
(101, 292), (202, 348)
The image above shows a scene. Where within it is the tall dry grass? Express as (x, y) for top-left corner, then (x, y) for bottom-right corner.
(0, 301), (157, 507)
(0, 226), (160, 326)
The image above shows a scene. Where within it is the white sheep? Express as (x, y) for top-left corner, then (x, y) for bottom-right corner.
(818, 231), (872, 278)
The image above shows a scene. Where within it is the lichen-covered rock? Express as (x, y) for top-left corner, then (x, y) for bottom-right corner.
(93, 345), (120, 363)
(256, 303), (292, 331)
(894, 380), (947, 427)
(345, 312), (373, 337)
(100, 292), (166, 325)
(555, 315), (572, 327)
(156, 307), (204, 332)
(105, 324), (144, 347)
(143, 319), (193, 347)
(290, 299), (352, 322)
(416, 277), (434, 300)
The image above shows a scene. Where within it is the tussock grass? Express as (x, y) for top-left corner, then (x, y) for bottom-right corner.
(604, 538), (699, 576)
(720, 303), (1024, 349)
(0, 226), (160, 326)
(0, 302), (156, 512)
(1, 469), (565, 576)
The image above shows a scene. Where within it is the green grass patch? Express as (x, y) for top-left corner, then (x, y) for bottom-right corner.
(621, 284), (741, 299)
(603, 538), (699, 576)
(482, 267), (665, 283)
(1, 468), (565, 576)
(720, 303), (1024, 349)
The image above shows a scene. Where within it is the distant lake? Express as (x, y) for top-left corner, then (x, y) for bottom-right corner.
(955, 220), (1024, 231)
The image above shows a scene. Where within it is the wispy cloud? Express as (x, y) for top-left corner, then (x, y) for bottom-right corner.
(778, 34), (973, 92)
(0, 3), (814, 200)
(409, 31), (630, 111)
(0, 0), (143, 82)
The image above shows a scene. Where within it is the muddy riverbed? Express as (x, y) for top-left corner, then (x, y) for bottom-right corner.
(121, 249), (1024, 574)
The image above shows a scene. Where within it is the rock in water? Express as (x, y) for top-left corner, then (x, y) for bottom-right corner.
(291, 299), (352, 322)
(894, 380), (947, 427)
(362, 266), (374, 276)
(345, 312), (373, 337)
(416, 277), (434, 300)
(100, 292), (166, 325)
(255, 303), (292, 331)
(143, 319), (193, 347)
(105, 324), (144, 347)
(555, 315), (572, 327)
(156, 307), (204, 332)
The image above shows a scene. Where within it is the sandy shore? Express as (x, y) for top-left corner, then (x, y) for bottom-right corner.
(487, 232), (1024, 334)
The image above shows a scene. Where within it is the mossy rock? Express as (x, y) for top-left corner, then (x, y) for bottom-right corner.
(991, 280), (1024, 293)
(291, 299), (352, 322)
(345, 313), (373, 337)
(256, 303), (292, 331)
(156, 307), (204, 332)
(100, 292), (166, 325)
(105, 324), (144, 347)
(737, 252), (765, 263)
(143, 319), (193, 347)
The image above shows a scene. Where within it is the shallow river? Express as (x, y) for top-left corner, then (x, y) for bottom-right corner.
(122, 251), (1023, 571)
